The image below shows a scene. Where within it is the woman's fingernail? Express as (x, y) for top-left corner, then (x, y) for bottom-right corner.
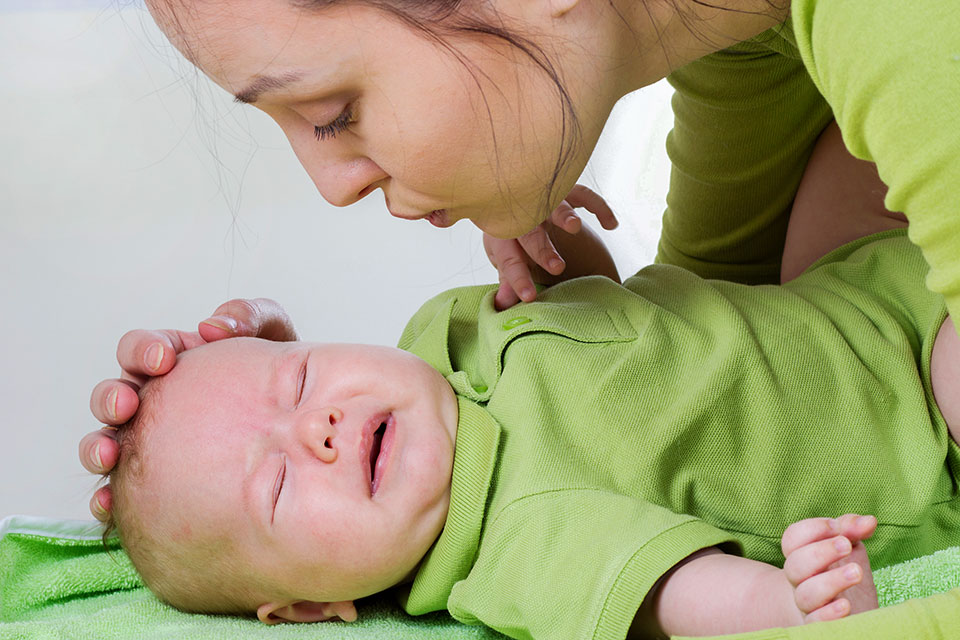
(145, 343), (164, 372)
(92, 496), (108, 519)
(106, 387), (119, 422)
(834, 536), (851, 553)
(92, 442), (103, 470)
(856, 515), (873, 528)
(549, 258), (564, 272)
(520, 287), (535, 301)
(202, 316), (238, 333)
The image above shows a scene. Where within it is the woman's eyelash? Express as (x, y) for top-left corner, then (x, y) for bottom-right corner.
(314, 105), (354, 141)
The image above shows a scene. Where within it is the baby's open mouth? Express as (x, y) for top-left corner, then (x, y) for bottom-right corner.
(369, 421), (386, 490)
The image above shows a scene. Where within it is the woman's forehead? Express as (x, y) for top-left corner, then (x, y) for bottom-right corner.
(147, 0), (408, 83)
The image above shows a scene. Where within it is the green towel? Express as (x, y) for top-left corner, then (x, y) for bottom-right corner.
(0, 516), (503, 639)
(2, 516), (958, 639)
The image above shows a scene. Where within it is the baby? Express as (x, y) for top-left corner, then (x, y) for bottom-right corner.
(105, 227), (960, 639)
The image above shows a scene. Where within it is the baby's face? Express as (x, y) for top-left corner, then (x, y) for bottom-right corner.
(138, 337), (458, 609)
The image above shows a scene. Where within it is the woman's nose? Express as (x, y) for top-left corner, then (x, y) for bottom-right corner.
(316, 157), (388, 207)
(295, 407), (343, 463)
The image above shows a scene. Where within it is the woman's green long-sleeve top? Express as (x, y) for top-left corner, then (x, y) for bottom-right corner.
(659, 0), (960, 331)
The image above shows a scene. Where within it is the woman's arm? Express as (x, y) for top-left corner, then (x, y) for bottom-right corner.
(793, 0), (960, 331)
(781, 120), (906, 282)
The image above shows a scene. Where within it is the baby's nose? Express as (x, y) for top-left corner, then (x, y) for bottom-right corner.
(296, 407), (342, 463)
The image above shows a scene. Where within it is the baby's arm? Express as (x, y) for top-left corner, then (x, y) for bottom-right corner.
(631, 514), (878, 637)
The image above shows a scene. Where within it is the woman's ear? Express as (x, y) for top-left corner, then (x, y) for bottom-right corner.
(256, 600), (358, 624)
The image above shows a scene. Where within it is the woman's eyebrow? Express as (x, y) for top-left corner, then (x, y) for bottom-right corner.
(233, 71), (305, 104)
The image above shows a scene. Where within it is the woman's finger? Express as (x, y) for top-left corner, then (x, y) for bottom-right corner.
(89, 379), (142, 425)
(200, 298), (298, 343)
(114, 329), (202, 379)
(89, 485), (112, 521)
(78, 427), (119, 474)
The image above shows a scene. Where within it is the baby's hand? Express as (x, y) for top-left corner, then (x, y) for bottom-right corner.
(781, 514), (879, 623)
(484, 184), (618, 310)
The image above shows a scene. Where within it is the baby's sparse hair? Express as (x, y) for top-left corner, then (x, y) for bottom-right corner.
(103, 376), (260, 616)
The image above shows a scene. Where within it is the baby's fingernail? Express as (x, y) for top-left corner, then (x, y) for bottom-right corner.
(91, 442), (103, 470)
(202, 315), (238, 333)
(856, 515), (873, 528)
(843, 564), (860, 580)
(106, 387), (119, 422)
(144, 343), (164, 372)
(834, 536), (851, 553)
(549, 258), (564, 272)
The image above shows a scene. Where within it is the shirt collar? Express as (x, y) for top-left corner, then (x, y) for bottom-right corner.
(398, 397), (501, 614)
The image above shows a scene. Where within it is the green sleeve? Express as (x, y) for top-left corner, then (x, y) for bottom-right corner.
(793, 0), (960, 332)
(445, 490), (738, 640)
(657, 27), (832, 284)
(675, 587), (960, 640)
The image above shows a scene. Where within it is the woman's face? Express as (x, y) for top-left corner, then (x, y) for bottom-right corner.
(147, 0), (602, 238)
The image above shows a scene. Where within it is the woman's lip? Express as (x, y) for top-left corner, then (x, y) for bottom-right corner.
(426, 209), (450, 228)
(388, 208), (451, 228)
(371, 415), (395, 496)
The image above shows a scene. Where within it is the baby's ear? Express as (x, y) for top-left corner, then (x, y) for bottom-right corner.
(256, 600), (357, 624)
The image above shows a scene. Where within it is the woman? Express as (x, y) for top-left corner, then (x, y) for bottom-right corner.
(82, 0), (958, 518)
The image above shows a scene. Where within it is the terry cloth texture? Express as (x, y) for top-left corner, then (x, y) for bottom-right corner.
(0, 516), (506, 639)
(658, 0), (960, 332)
(398, 231), (959, 639)
(3, 526), (960, 638)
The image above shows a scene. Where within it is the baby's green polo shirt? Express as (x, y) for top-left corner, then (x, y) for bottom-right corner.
(394, 231), (959, 640)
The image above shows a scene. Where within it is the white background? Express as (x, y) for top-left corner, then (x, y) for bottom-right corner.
(0, 3), (673, 520)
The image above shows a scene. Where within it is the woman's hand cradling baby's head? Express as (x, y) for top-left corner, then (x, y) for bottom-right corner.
(80, 298), (298, 519)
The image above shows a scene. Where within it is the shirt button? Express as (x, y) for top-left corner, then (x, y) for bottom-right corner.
(501, 316), (532, 330)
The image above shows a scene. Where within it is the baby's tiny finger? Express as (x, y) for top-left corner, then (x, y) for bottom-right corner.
(517, 226), (564, 276)
(567, 184), (618, 230)
(494, 281), (522, 311)
(794, 563), (862, 613)
(781, 517), (836, 557)
(550, 202), (581, 234)
(783, 535), (851, 585)
(833, 514), (878, 543)
(804, 598), (851, 624)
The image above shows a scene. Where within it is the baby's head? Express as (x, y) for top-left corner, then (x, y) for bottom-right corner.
(107, 337), (458, 623)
